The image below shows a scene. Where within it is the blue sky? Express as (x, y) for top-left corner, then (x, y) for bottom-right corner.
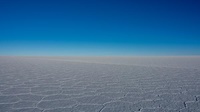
(0, 0), (200, 56)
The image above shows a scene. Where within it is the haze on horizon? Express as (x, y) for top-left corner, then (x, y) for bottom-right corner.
(0, 0), (200, 56)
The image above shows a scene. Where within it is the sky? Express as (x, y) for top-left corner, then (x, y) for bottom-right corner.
(0, 0), (200, 56)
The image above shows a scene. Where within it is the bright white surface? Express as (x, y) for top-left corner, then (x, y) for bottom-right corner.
(0, 56), (200, 112)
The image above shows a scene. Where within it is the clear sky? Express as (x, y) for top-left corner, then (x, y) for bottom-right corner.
(0, 0), (200, 56)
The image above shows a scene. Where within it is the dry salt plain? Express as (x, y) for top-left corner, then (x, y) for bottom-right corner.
(0, 56), (200, 112)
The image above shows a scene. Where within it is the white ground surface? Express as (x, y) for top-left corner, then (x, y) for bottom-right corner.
(0, 56), (200, 112)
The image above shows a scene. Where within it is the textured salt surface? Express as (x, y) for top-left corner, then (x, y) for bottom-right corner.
(0, 56), (200, 112)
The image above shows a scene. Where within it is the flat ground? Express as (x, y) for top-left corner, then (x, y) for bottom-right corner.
(0, 56), (200, 112)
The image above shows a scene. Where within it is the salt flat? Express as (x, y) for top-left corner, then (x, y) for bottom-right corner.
(0, 56), (200, 112)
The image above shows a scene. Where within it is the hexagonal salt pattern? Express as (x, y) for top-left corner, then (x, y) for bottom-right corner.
(0, 56), (200, 112)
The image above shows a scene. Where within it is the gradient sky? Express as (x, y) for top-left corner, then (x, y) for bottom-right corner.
(0, 0), (200, 56)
